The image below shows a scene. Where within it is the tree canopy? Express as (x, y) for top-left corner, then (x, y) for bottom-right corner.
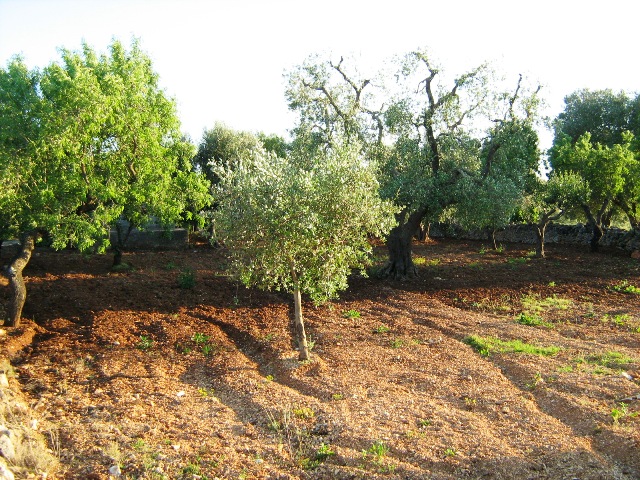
(286, 50), (543, 275)
(0, 39), (210, 325)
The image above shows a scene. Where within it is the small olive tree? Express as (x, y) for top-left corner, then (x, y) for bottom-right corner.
(213, 142), (397, 360)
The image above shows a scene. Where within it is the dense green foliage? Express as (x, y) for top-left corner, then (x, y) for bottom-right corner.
(0, 39), (210, 324)
(550, 89), (640, 236)
(0, 39), (210, 251)
(214, 141), (397, 303)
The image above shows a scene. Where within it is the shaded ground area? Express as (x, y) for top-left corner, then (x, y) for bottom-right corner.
(1, 239), (639, 479)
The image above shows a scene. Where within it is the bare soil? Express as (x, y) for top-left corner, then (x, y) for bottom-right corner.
(1, 239), (639, 479)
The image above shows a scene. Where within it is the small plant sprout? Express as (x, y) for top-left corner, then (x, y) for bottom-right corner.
(390, 338), (403, 349)
(314, 443), (335, 461)
(364, 440), (389, 461)
(464, 397), (477, 410)
(201, 343), (216, 356)
(610, 402), (638, 424)
(526, 372), (545, 390)
(343, 309), (361, 319)
(192, 332), (210, 344)
(292, 406), (315, 419)
(136, 335), (154, 351)
(373, 324), (390, 334)
(444, 447), (457, 457)
(331, 393), (344, 401)
(177, 267), (196, 289)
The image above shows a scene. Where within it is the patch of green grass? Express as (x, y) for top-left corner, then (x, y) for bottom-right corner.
(611, 280), (640, 295)
(342, 309), (361, 319)
(331, 393), (344, 401)
(516, 312), (554, 328)
(414, 256), (440, 266)
(575, 351), (635, 370)
(507, 257), (529, 266)
(521, 293), (573, 314)
(390, 338), (403, 349)
(467, 261), (483, 269)
(444, 447), (457, 457)
(464, 335), (561, 357)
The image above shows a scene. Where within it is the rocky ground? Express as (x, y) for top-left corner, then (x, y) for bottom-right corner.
(0, 238), (639, 479)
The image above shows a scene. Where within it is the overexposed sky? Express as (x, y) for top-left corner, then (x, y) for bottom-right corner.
(1, 0), (638, 148)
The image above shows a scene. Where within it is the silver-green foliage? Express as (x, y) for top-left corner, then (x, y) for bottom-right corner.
(213, 142), (397, 303)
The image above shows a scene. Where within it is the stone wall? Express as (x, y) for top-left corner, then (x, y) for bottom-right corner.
(428, 223), (640, 252)
(109, 227), (189, 250)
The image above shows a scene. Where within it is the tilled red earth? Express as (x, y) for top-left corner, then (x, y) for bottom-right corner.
(1, 239), (639, 479)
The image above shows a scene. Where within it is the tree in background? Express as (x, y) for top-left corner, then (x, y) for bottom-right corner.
(286, 51), (543, 278)
(520, 172), (588, 257)
(0, 39), (210, 326)
(213, 142), (397, 360)
(550, 89), (640, 250)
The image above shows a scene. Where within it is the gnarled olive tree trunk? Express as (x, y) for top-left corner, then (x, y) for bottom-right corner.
(383, 209), (426, 279)
(1, 232), (38, 327)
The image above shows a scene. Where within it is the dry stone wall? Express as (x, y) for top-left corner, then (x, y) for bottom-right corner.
(429, 223), (640, 252)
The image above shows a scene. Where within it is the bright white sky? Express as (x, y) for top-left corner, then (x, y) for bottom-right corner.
(1, 0), (638, 149)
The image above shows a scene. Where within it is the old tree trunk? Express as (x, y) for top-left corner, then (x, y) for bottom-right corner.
(1, 233), (38, 327)
(383, 209), (426, 279)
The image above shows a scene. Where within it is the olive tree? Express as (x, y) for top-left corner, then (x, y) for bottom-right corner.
(286, 51), (542, 278)
(0, 40), (210, 326)
(213, 142), (397, 360)
(521, 172), (588, 257)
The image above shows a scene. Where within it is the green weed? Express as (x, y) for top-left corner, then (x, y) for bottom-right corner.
(575, 351), (635, 370)
(192, 332), (210, 344)
(136, 335), (154, 351)
(464, 335), (561, 357)
(516, 313), (554, 328)
(343, 309), (361, 319)
(373, 324), (390, 334)
(611, 281), (640, 295)
(177, 267), (196, 289)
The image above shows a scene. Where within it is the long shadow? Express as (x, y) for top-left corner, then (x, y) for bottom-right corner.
(401, 299), (640, 477)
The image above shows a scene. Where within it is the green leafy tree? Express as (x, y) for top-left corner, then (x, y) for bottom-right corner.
(0, 39), (210, 326)
(213, 142), (397, 360)
(192, 122), (263, 186)
(550, 131), (635, 251)
(550, 89), (640, 247)
(520, 172), (588, 257)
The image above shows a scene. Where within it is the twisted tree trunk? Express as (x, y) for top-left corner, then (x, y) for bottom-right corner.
(383, 209), (426, 279)
(1, 232), (38, 327)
